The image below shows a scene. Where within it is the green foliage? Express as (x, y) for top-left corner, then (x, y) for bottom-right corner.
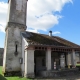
(0, 66), (30, 80)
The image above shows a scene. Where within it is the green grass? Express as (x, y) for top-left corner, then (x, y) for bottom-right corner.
(0, 66), (30, 80)
(76, 64), (80, 66)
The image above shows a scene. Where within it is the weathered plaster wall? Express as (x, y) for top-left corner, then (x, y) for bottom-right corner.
(3, 29), (8, 72)
(25, 49), (34, 77)
(21, 37), (28, 76)
(4, 26), (22, 71)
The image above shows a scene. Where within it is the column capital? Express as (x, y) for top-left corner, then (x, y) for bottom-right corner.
(47, 47), (51, 51)
(72, 49), (75, 52)
(26, 46), (35, 50)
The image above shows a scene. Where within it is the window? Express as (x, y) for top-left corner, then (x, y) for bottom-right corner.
(14, 41), (18, 56)
(15, 44), (17, 52)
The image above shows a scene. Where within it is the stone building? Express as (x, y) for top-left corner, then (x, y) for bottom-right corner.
(0, 48), (4, 66)
(3, 0), (80, 78)
(21, 31), (80, 77)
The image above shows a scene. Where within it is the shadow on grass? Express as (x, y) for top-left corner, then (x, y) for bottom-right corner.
(0, 74), (7, 80)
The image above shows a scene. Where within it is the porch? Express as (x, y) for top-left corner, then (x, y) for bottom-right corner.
(24, 46), (78, 78)
(34, 50), (76, 76)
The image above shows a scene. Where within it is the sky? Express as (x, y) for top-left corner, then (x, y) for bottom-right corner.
(0, 0), (80, 48)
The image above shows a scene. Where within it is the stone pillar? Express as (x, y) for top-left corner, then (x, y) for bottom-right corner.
(66, 52), (71, 66)
(24, 48), (34, 78)
(24, 50), (27, 77)
(46, 48), (51, 70)
(79, 53), (80, 61)
(60, 53), (65, 68)
(71, 49), (76, 67)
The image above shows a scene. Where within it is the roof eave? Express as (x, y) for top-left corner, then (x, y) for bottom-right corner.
(27, 44), (80, 49)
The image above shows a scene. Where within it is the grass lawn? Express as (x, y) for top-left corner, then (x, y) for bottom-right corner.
(0, 66), (30, 80)
(76, 64), (80, 66)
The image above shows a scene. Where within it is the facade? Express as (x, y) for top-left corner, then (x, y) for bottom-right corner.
(3, 0), (80, 78)
(21, 31), (80, 77)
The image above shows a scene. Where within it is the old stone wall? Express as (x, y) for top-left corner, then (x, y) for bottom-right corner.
(4, 26), (22, 71)
(7, 0), (27, 25)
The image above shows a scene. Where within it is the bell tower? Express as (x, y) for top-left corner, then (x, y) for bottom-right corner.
(7, 0), (27, 27)
(3, 0), (27, 76)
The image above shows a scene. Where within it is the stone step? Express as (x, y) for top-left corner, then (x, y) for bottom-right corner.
(37, 68), (80, 78)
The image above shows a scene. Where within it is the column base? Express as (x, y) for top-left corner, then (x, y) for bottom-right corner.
(26, 73), (35, 78)
(4, 71), (21, 77)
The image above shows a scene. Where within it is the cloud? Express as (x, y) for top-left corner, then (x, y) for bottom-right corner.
(0, 2), (8, 13)
(0, 2), (8, 33)
(27, 13), (62, 31)
(27, 0), (73, 15)
(27, 0), (73, 31)
(0, 0), (73, 33)
(0, 24), (5, 33)
(26, 28), (39, 33)
(52, 31), (61, 35)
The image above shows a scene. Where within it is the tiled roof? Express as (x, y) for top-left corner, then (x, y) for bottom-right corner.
(22, 31), (80, 48)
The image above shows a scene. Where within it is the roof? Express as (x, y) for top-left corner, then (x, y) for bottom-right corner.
(22, 31), (80, 48)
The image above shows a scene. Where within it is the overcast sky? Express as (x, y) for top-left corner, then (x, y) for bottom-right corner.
(0, 0), (80, 48)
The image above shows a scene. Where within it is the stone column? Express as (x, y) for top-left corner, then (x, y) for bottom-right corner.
(24, 49), (27, 77)
(46, 48), (51, 70)
(71, 49), (76, 67)
(24, 48), (34, 78)
(79, 53), (80, 61)
(60, 53), (65, 68)
(66, 52), (71, 66)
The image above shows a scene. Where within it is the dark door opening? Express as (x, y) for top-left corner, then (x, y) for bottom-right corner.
(34, 58), (36, 76)
(34, 50), (46, 76)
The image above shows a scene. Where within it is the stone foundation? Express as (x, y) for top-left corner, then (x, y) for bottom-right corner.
(26, 73), (35, 78)
(4, 71), (21, 77)
(39, 68), (79, 78)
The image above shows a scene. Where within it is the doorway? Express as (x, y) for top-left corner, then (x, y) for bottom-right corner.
(51, 52), (60, 70)
(34, 50), (46, 76)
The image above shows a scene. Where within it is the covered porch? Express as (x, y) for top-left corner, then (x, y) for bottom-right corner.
(24, 46), (79, 78)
